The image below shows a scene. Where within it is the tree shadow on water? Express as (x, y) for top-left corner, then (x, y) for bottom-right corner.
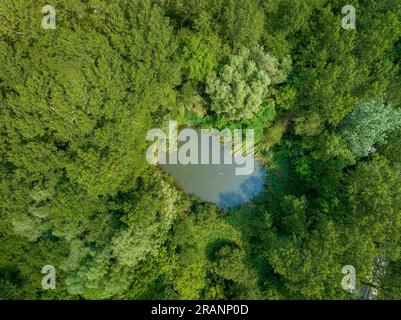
(217, 175), (265, 210)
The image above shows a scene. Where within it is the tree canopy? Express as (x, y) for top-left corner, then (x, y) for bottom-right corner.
(1, 0), (400, 300)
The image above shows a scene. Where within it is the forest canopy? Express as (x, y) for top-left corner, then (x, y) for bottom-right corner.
(0, 0), (400, 300)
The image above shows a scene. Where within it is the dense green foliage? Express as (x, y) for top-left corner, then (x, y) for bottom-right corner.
(338, 100), (401, 157)
(0, 0), (400, 300)
(205, 48), (289, 121)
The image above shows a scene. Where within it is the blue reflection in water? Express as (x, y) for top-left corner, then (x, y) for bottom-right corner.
(217, 170), (265, 209)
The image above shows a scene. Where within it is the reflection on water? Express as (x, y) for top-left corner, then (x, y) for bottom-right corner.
(160, 129), (265, 209)
(217, 174), (265, 209)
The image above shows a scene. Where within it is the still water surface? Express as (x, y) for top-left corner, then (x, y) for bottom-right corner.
(161, 129), (265, 209)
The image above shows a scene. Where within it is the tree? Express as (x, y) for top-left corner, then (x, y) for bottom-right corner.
(338, 100), (401, 157)
(170, 199), (242, 299)
(213, 245), (261, 299)
(0, 0), (183, 299)
(376, 260), (401, 300)
(177, 30), (222, 82)
(342, 155), (401, 262)
(205, 49), (288, 121)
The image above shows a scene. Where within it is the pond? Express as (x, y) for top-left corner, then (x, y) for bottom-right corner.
(161, 129), (266, 209)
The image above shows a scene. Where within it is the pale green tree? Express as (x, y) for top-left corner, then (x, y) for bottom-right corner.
(338, 100), (401, 157)
(205, 49), (289, 121)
